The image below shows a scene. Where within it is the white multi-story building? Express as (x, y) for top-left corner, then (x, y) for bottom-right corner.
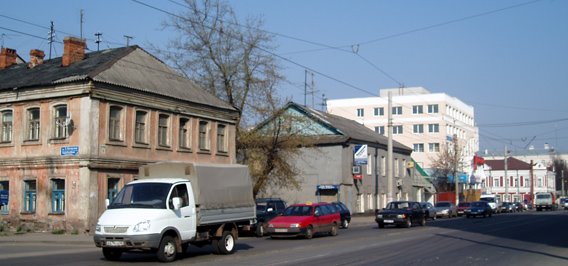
(327, 87), (479, 172)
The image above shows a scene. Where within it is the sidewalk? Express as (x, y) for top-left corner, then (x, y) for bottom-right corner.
(0, 232), (94, 245)
(0, 215), (376, 244)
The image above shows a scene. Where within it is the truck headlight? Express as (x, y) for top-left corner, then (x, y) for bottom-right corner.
(133, 220), (151, 232)
(95, 224), (101, 232)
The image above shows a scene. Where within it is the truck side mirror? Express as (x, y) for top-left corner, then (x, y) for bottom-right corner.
(172, 197), (182, 210)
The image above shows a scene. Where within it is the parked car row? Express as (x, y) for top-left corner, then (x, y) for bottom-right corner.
(253, 198), (352, 239)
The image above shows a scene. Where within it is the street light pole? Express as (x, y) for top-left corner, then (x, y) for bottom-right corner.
(504, 145), (509, 202)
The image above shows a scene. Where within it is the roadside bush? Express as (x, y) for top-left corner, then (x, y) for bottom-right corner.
(52, 229), (66, 235)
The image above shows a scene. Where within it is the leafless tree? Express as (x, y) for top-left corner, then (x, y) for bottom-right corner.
(158, 0), (311, 197)
(158, 0), (282, 128)
(429, 140), (464, 192)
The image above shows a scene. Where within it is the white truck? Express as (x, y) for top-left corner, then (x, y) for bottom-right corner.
(479, 194), (501, 214)
(534, 192), (557, 211)
(94, 162), (256, 262)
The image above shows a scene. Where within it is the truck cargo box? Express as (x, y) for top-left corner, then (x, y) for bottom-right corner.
(139, 162), (256, 225)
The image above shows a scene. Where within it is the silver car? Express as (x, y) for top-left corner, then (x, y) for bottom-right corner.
(420, 202), (437, 220)
(435, 201), (457, 218)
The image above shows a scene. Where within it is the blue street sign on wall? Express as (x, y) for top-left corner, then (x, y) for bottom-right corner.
(353, 144), (368, 165)
(61, 146), (79, 156)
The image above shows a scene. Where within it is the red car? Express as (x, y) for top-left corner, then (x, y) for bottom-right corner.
(457, 202), (471, 216)
(267, 202), (340, 239)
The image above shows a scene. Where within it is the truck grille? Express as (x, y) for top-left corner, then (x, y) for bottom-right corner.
(104, 226), (129, 233)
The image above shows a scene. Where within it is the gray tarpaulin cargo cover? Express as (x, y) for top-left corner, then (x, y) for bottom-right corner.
(139, 162), (256, 225)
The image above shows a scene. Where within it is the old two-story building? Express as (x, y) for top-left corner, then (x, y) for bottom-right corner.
(0, 37), (239, 233)
(255, 102), (435, 213)
(481, 157), (555, 204)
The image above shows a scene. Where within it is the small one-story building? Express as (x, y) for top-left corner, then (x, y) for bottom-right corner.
(0, 37), (238, 233)
(255, 102), (435, 213)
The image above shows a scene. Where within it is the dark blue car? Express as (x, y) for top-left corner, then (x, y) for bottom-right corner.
(465, 201), (492, 218)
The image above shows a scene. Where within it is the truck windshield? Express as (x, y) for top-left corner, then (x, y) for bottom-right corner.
(480, 197), (495, 203)
(109, 183), (171, 209)
(536, 194), (551, 199)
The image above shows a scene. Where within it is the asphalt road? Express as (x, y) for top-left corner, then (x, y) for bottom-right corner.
(1, 210), (567, 266)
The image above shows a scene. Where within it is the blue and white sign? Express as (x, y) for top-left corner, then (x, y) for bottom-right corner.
(0, 190), (8, 206)
(353, 144), (368, 165)
(61, 146), (79, 156)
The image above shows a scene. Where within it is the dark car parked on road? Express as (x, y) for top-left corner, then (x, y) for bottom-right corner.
(254, 198), (287, 237)
(376, 201), (426, 228)
(465, 201), (492, 218)
(332, 202), (351, 229)
(420, 202), (437, 220)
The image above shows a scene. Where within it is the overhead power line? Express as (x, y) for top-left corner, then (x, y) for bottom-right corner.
(477, 117), (568, 128)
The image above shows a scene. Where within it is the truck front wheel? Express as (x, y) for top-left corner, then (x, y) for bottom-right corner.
(156, 235), (177, 262)
(216, 231), (235, 254)
(102, 248), (122, 261)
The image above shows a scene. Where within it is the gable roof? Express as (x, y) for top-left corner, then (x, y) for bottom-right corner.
(263, 102), (412, 154)
(485, 157), (532, 171)
(0, 46), (235, 112)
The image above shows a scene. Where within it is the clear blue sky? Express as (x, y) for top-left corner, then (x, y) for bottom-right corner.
(2, 0), (567, 154)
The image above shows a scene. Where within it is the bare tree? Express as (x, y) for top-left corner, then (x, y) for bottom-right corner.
(429, 140), (464, 192)
(158, 0), (311, 197)
(158, 0), (282, 128)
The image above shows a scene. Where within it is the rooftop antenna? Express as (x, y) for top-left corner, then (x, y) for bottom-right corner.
(94, 32), (102, 51)
(320, 93), (327, 112)
(124, 35), (133, 46)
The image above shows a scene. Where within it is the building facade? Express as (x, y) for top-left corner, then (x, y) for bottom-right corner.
(327, 87), (479, 173)
(0, 38), (238, 233)
(256, 102), (435, 214)
(481, 157), (555, 204)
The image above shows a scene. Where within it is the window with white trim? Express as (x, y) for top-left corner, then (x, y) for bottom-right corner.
(428, 104), (439, 114)
(374, 107), (384, 116)
(158, 114), (170, 147)
(217, 124), (227, 152)
(179, 117), (191, 149)
(413, 143), (424, 152)
(412, 105), (423, 114)
(198, 120), (210, 150)
(109, 106), (122, 141)
(428, 143), (440, 152)
(53, 105), (68, 139)
(134, 110), (147, 144)
(1, 110), (12, 143)
(27, 108), (40, 141)
(428, 123), (440, 133)
(392, 106), (402, 115)
(413, 124), (424, 134)
(393, 125), (403, 134)
(356, 108), (364, 117)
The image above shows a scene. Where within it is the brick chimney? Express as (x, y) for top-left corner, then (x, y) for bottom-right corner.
(0, 48), (17, 69)
(28, 49), (45, 68)
(62, 37), (86, 67)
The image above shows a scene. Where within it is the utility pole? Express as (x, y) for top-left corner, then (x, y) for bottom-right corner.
(387, 91), (393, 204)
(124, 35), (133, 46)
(48, 21), (55, 59)
(504, 145), (509, 202)
(80, 9), (84, 39)
(530, 160), (534, 208)
(454, 134), (459, 206)
(304, 69), (307, 106)
(94, 32), (102, 51)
